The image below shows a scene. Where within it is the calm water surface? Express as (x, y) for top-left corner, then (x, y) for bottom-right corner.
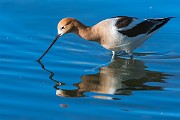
(0, 0), (180, 120)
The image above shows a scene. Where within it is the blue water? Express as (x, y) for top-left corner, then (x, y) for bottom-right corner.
(0, 0), (180, 120)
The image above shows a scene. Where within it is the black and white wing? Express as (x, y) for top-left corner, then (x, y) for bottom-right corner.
(114, 16), (173, 37)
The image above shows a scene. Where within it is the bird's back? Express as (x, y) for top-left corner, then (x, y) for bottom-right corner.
(96, 16), (173, 54)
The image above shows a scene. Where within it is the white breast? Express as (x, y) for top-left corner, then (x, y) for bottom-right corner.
(98, 18), (125, 50)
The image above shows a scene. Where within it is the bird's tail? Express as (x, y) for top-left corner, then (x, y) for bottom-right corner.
(148, 17), (174, 34)
(166, 17), (175, 19)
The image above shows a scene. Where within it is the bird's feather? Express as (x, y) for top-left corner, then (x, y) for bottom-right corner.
(117, 17), (172, 37)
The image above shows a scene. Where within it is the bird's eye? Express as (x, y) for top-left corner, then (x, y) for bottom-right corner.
(61, 26), (65, 30)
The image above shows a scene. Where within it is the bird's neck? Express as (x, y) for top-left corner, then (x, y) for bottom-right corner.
(72, 20), (100, 42)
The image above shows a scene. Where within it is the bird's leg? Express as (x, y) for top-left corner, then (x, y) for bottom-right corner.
(129, 52), (134, 59)
(130, 54), (134, 59)
(112, 50), (121, 57)
(112, 51), (115, 57)
(111, 51), (116, 62)
(112, 51), (123, 56)
(126, 50), (134, 58)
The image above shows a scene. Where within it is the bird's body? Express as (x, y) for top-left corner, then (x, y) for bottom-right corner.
(58, 16), (173, 55)
(38, 16), (173, 61)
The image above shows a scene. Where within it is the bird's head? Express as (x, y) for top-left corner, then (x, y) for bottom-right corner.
(37, 18), (76, 61)
(57, 18), (75, 36)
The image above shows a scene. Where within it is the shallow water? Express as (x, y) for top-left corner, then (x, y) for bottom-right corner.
(0, 0), (180, 120)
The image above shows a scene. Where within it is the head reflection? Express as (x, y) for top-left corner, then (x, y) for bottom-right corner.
(38, 57), (169, 99)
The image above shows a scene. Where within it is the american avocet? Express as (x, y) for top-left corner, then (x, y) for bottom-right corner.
(38, 16), (173, 61)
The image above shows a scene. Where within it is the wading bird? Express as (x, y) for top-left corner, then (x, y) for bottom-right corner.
(38, 16), (173, 61)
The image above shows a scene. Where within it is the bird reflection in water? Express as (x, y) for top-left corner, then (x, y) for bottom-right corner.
(38, 57), (170, 99)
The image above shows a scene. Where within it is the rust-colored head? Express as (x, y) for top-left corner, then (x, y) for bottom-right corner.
(37, 18), (76, 61)
(38, 18), (88, 61)
(57, 18), (76, 36)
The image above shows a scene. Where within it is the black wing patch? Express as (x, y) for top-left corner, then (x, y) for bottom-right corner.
(118, 17), (172, 37)
(113, 16), (134, 28)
